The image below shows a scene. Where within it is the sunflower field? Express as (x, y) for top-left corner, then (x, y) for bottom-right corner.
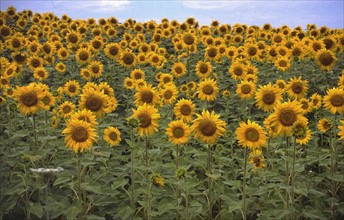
(1, 6), (344, 220)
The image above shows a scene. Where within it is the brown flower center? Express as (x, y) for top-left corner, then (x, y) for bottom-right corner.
(138, 113), (152, 128)
(202, 85), (214, 95)
(234, 66), (243, 76)
(63, 105), (72, 114)
(78, 116), (91, 123)
(91, 65), (99, 74)
(318, 52), (334, 66)
(72, 126), (88, 142)
(330, 94), (344, 107)
(253, 157), (261, 167)
(163, 90), (173, 99)
(174, 66), (183, 74)
(241, 84), (252, 94)
(86, 95), (103, 112)
(123, 53), (134, 65)
(141, 90), (154, 103)
(21, 92), (38, 107)
(183, 34), (195, 45)
(248, 47), (257, 56)
(262, 92), (276, 105)
(109, 131), (118, 141)
(291, 82), (303, 94)
(92, 40), (101, 49)
(279, 109), (296, 126)
(12, 38), (21, 48)
(79, 51), (89, 61)
(279, 60), (287, 67)
(31, 59), (41, 68)
(173, 126), (185, 138)
(180, 104), (191, 116)
(68, 85), (77, 93)
(199, 63), (208, 74)
(207, 48), (217, 58)
(68, 34), (78, 43)
(245, 128), (259, 142)
(109, 46), (119, 56)
(199, 119), (217, 137)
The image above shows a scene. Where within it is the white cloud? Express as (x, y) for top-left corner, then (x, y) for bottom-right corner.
(182, 1), (249, 10)
(69, 1), (131, 11)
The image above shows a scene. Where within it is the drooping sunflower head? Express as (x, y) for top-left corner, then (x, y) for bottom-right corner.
(166, 120), (191, 145)
(103, 126), (121, 146)
(63, 119), (97, 153)
(236, 120), (267, 150)
(323, 87), (344, 114)
(191, 110), (226, 144)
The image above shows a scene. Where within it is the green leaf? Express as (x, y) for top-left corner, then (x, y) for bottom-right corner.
(86, 214), (105, 220)
(205, 172), (221, 180)
(65, 202), (82, 220)
(302, 206), (327, 219)
(327, 174), (344, 182)
(81, 181), (102, 194)
(30, 202), (44, 219)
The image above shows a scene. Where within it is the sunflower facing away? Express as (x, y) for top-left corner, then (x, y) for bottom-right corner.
(236, 120), (267, 150)
(174, 98), (195, 122)
(197, 78), (218, 102)
(323, 87), (344, 114)
(191, 110), (226, 144)
(63, 119), (97, 153)
(166, 120), (191, 145)
(130, 103), (161, 136)
(103, 126), (121, 146)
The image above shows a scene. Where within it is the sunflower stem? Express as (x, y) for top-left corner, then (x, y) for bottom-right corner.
(285, 136), (290, 219)
(242, 147), (248, 220)
(207, 144), (213, 220)
(291, 136), (297, 220)
(130, 128), (135, 207)
(331, 114), (338, 218)
(176, 144), (180, 220)
(33, 114), (38, 151)
(144, 136), (151, 220)
(44, 110), (48, 136)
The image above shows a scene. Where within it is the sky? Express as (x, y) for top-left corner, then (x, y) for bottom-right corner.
(1, 0), (343, 29)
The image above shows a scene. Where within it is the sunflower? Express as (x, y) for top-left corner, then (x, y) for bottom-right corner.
(204, 45), (221, 62)
(51, 60), (64, 72)
(88, 61), (104, 79)
(130, 69), (145, 81)
(66, 31), (81, 46)
(103, 126), (121, 146)
(275, 79), (287, 92)
(338, 120), (344, 140)
(119, 48), (136, 68)
(41, 91), (56, 111)
(90, 37), (104, 52)
(197, 78), (218, 102)
(248, 149), (266, 169)
(130, 103), (160, 136)
(134, 83), (160, 106)
(316, 49), (337, 71)
(27, 56), (43, 71)
(0, 96), (6, 105)
(236, 120), (267, 150)
(79, 88), (110, 118)
(135, 79), (147, 88)
(222, 89), (231, 97)
(160, 83), (178, 104)
(267, 100), (308, 137)
(59, 101), (76, 118)
(317, 118), (333, 133)
(33, 67), (49, 81)
(229, 62), (247, 80)
(75, 47), (92, 64)
(166, 120), (191, 145)
(13, 85), (44, 115)
(292, 121), (312, 145)
(63, 119), (97, 153)
(323, 87), (344, 114)
(299, 98), (312, 114)
(338, 71), (344, 88)
(171, 62), (186, 78)
(181, 32), (197, 49)
(195, 60), (212, 78)
(57, 47), (69, 60)
(104, 42), (121, 60)
(255, 83), (282, 112)
(244, 43), (259, 59)
(98, 82), (115, 97)
(64, 80), (80, 97)
(274, 57), (291, 72)
(70, 109), (98, 128)
(191, 110), (226, 144)
(124, 77), (135, 90)
(236, 80), (256, 99)
(310, 93), (323, 110)
(174, 99), (195, 122)
(287, 77), (308, 100)
(159, 74), (174, 85)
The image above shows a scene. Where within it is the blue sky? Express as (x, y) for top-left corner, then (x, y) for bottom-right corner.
(1, 0), (343, 28)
